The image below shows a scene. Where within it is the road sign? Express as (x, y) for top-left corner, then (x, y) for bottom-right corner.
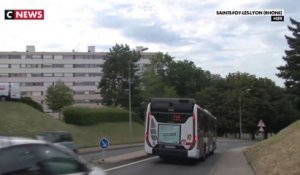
(259, 127), (265, 132)
(99, 138), (109, 149)
(257, 119), (266, 127)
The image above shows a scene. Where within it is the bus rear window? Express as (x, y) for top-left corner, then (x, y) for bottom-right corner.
(150, 98), (194, 113)
(151, 113), (191, 123)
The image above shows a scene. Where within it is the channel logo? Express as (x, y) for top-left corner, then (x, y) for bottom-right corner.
(4, 10), (44, 20)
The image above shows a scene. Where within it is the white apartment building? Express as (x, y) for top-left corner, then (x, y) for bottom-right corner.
(0, 46), (153, 110)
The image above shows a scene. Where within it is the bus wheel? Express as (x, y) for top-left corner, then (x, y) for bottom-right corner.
(211, 142), (216, 155)
(201, 143), (206, 161)
(0, 96), (6, 101)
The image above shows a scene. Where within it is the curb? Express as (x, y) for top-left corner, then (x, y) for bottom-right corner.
(96, 150), (149, 164)
(78, 143), (144, 154)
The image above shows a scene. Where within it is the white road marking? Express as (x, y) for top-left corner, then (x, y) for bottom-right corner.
(104, 156), (159, 172)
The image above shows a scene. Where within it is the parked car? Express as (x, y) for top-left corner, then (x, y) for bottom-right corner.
(36, 131), (78, 153)
(0, 136), (105, 175)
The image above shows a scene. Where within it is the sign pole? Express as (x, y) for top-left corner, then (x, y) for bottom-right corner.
(99, 138), (110, 162)
(102, 149), (105, 162)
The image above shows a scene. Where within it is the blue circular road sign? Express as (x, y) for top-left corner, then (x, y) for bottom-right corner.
(99, 138), (110, 149)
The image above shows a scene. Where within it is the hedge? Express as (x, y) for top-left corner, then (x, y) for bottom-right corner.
(20, 97), (43, 112)
(63, 107), (142, 125)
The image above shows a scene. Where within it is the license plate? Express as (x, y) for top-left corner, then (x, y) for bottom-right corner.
(165, 145), (176, 149)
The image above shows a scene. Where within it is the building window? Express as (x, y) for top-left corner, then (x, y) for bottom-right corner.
(43, 55), (53, 59)
(44, 73), (53, 77)
(54, 55), (63, 60)
(21, 91), (32, 96)
(88, 73), (102, 77)
(73, 82), (96, 86)
(25, 64), (42, 68)
(21, 82), (43, 86)
(0, 55), (9, 59)
(64, 73), (73, 77)
(54, 73), (63, 77)
(9, 55), (21, 59)
(26, 55), (32, 59)
(64, 64), (73, 68)
(74, 55), (84, 59)
(73, 64), (101, 68)
(89, 91), (96, 94)
(95, 56), (104, 59)
(73, 73), (85, 77)
(32, 55), (42, 59)
(53, 64), (64, 68)
(74, 91), (85, 95)
(43, 64), (52, 68)
(0, 73), (9, 77)
(31, 73), (43, 77)
(73, 64), (85, 68)
(11, 64), (20, 68)
(10, 73), (26, 77)
(32, 91), (42, 96)
(63, 55), (73, 60)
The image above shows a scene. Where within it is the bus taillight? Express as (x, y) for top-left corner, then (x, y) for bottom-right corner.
(173, 115), (181, 122)
(146, 112), (152, 147)
(189, 112), (197, 150)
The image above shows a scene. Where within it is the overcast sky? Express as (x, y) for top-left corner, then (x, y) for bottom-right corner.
(1, 0), (299, 86)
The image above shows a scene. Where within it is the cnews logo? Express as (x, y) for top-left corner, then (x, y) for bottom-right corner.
(5, 10), (44, 20)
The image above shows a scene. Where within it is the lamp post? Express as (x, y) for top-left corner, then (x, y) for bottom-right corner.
(128, 46), (148, 142)
(239, 88), (251, 139)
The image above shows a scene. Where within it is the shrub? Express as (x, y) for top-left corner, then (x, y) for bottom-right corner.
(63, 107), (142, 125)
(20, 97), (43, 112)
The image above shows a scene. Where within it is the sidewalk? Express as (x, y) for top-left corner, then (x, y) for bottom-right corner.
(213, 146), (254, 175)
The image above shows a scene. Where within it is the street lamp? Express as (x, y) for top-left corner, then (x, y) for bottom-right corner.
(128, 46), (148, 142)
(239, 88), (251, 139)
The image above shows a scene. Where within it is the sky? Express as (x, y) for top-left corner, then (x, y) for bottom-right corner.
(1, 0), (299, 86)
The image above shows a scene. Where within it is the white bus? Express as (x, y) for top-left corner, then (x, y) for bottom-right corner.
(0, 83), (21, 101)
(145, 98), (217, 160)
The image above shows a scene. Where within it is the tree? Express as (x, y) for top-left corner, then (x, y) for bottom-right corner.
(148, 52), (174, 79)
(99, 44), (141, 109)
(140, 69), (177, 102)
(277, 18), (300, 98)
(46, 81), (74, 118)
(165, 60), (212, 97)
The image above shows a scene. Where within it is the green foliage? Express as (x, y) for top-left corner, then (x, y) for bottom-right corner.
(277, 18), (300, 98)
(148, 52), (174, 78)
(45, 81), (74, 112)
(97, 43), (299, 137)
(63, 107), (141, 126)
(194, 72), (299, 138)
(99, 44), (141, 109)
(165, 60), (212, 97)
(0, 102), (144, 147)
(20, 97), (43, 112)
(140, 69), (177, 101)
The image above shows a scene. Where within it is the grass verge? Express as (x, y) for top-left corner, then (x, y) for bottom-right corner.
(0, 102), (145, 147)
(244, 120), (300, 175)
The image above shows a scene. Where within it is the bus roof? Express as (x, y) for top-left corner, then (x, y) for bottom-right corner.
(150, 98), (196, 114)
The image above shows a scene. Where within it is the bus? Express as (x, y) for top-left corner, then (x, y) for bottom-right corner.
(144, 98), (217, 160)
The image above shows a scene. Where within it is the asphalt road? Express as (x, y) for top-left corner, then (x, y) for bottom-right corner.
(103, 139), (256, 175)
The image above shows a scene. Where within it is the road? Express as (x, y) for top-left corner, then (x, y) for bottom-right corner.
(100, 139), (256, 175)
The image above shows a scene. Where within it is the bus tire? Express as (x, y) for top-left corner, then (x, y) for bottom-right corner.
(200, 143), (206, 161)
(211, 142), (216, 155)
(0, 96), (6, 101)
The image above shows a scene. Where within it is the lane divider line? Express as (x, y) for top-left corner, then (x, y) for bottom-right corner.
(104, 156), (159, 172)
